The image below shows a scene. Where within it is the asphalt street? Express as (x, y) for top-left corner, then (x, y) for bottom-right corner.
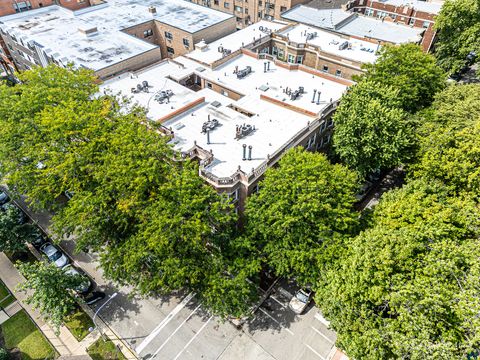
(11, 194), (346, 360)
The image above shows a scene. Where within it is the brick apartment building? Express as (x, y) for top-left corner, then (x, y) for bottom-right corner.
(0, 0), (90, 16)
(344, 0), (441, 51)
(0, 0), (235, 78)
(188, 0), (311, 29)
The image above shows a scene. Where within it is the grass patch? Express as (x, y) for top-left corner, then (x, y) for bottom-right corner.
(87, 338), (126, 360)
(64, 307), (94, 341)
(1, 310), (56, 360)
(0, 280), (14, 309)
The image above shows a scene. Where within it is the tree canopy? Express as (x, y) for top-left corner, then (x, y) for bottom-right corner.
(434, 0), (480, 74)
(0, 204), (36, 253)
(315, 179), (480, 359)
(413, 84), (480, 195)
(17, 261), (85, 331)
(244, 147), (359, 285)
(0, 65), (257, 318)
(332, 80), (415, 177)
(359, 43), (446, 113)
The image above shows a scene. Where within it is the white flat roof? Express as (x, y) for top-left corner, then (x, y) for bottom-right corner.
(101, 54), (347, 179)
(280, 24), (378, 63)
(281, 6), (424, 44)
(377, 0), (442, 14)
(0, 0), (233, 71)
(281, 7), (353, 30)
(338, 16), (424, 44)
(187, 20), (286, 65)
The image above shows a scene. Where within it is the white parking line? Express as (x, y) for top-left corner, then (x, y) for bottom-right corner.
(304, 343), (326, 360)
(258, 308), (294, 336)
(173, 315), (213, 360)
(151, 304), (202, 358)
(311, 326), (335, 344)
(315, 312), (331, 327)
(136, 292), (195, 354)
(270, 295), (287, 309)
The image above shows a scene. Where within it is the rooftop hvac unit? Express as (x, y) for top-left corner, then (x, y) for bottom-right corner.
(155, 90), (174, 103)
(235, 123), (254, 139)
(339, 41), (349, 50)
(218, 46), (224, 53)
(201, 118), (220, 133)
(236, 66), (252, 79)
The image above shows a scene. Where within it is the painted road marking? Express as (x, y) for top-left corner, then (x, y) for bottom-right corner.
(136, 292), (195, 354)
(304, 343), (326, 360)
(315, 312), (331, 327)
(151, 304), (202, 358)
(258, 307), (294, 336)
(270, 295), (287, 309)
(311, 326), (335, 344)
(172, 315), (213, 360)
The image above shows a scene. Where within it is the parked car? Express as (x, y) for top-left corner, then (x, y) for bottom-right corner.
(40, 242), (69, 268)
(0, 191), (9, 206)
(288, 288), (313, 314)
(63, 265), (92, 295)
(30, 232), (47, 249)
(84, 291), (106, 305)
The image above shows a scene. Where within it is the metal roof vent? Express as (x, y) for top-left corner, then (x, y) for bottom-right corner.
(195, 40), (209, 52)
(258, 84), (269, 92)
(211, 101), (221, 108)
(78, 26), (98, 37)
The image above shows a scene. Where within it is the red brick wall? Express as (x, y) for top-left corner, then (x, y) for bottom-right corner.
(0, 0), (90, 16)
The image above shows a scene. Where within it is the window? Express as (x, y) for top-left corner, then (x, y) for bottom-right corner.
(365, 8), (374, 16)
(287, 54), (295, 63)
(224, 2), (230, 8)
(422, 21), (430, 28)
(272, 46), (278, 55)
(165, 31), (173, 40)
(245, 8), (248, 14)
(183, 38), (190, 48)
(13, 1), (32, 12)
(258, 11), (262, 18)
(214, 0), (219, 4)
(258, 0), (262, 6)
(234, 5), (242, 12)
(166, 46), (175, 55)
(322, 64), (329, 72)
(227, 189), (239, 202)
(267, 3), (274, 9)
(206, 82), (213, 89)
(143, 29), (153, 38)
(221, 90), (228, 97)
(280, 6), (287, 12)
(335, 69), (342, 77)
(236, 17), (242, 21)
(7, 44), (13, 51)
(409, 18), (415, 26)
(376, 11), (387, 19)
(296, 55), (303, 64)
(327, 119), (334, 128)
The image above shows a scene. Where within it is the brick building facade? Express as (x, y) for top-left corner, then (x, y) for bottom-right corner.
(0, 0), (90, 16)
(189, 0), (311, 29)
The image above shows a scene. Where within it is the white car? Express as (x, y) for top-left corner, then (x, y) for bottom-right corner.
(288, 289), (313, 314)
(40, 243), (69, 268)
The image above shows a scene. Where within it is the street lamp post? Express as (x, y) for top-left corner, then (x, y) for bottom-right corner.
(88, 292), (118, 341)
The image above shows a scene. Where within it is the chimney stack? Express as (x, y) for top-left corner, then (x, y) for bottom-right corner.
(242, 144), (247, 161)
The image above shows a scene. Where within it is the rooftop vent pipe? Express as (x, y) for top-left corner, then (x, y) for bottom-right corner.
(248, 145), (252, 161)
(242, 144), (247, 161)
(148, 6), (157, 14)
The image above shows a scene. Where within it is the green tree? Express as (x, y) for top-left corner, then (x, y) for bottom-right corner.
(413, 84), (480, 194)
(0, 204), (37, 253)
(244, 147), (359, 285)
(315, 179), (480, 359)
(434, 0), (480, 74)
(332, 81), (414, 177)
(17, 261), (85, 331)
(359, 43), (446, 112)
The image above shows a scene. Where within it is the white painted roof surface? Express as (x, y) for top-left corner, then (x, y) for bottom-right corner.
(281, 6), (424, 44)
(338, 16), (424, 43)
(101, 54), (347, 178)
(187, 21), (286, 65)
(100, 61), (202, 121)
(0, 0), (233, 71)
(376, 0), (442, 14)
(281, 7), (353, 29)
(280, 24), (378, 63)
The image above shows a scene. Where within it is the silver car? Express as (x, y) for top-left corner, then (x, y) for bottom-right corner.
(40, 243), (70, 268)
(63, 265), (92, 294)
(288, 289), (313, 314)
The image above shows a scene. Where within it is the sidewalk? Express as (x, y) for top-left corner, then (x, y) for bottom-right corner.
(0, 252), (92, 358)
